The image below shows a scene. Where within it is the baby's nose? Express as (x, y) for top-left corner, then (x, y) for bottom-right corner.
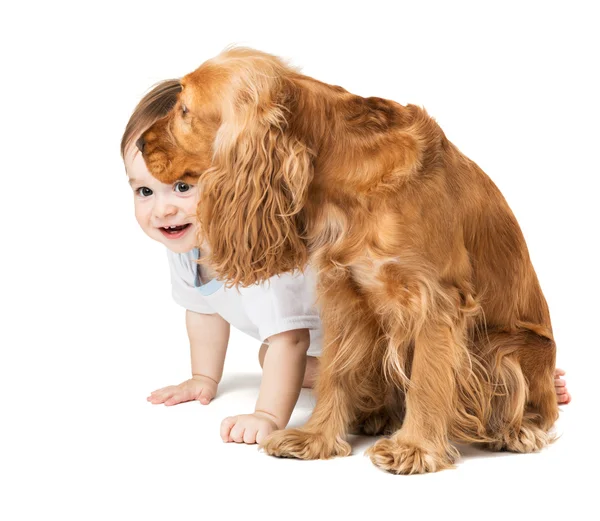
(136, 136), (145, 153)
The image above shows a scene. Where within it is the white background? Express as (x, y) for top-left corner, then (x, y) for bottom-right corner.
(1, 1), (598, 519)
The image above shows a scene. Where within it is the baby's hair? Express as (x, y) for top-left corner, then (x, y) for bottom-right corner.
(120, 79), (182, 158)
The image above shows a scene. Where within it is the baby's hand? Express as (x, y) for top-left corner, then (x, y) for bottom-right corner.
(220, 412), (279, 444)
(147, 375), (218, 406)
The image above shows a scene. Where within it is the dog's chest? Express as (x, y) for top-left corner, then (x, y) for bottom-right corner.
(348, 253), (401, 291)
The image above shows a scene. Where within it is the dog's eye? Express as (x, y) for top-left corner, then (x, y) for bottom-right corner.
(174, 182), (190, 193)
(181, 104), (188, 115)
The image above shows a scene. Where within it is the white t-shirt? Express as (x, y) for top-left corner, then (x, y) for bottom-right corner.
(167, 248), (323, 356)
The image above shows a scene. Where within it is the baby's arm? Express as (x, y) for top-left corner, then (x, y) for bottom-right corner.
(220, 328), (309, 444)
(147, 310), (230, 406)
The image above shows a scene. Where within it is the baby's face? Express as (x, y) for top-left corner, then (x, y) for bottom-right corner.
(125, 143), (200, 254)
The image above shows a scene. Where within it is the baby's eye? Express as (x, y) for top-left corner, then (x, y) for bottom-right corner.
(136, 187), (153, 197)
(174, 182), (191, 193)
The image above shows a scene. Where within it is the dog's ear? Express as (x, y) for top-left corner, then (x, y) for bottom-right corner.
(198, 69), (313, 288)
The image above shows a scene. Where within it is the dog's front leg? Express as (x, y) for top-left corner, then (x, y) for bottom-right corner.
(261, 270), (376, 460)
(366, 273), (470, 474)
(259, 363), (354, 459)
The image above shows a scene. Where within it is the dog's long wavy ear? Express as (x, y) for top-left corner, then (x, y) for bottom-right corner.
(198, 65), (314, 289)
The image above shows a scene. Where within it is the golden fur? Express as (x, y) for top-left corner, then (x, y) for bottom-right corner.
(140, 48), (559, 473)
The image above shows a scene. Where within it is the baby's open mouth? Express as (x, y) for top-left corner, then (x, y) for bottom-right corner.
(160, 223), (192, 236)
(163, 223), (190, 233)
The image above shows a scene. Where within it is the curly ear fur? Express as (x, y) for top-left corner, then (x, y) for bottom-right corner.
(197, 68), (314, 288)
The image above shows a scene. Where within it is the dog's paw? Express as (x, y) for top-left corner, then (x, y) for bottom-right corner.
(482, 423), (555, 453)
(366, 438), (457, 474)
(260, 428), (351, 460)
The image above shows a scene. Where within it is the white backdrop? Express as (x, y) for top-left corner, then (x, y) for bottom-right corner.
(1, 1), (598, 519)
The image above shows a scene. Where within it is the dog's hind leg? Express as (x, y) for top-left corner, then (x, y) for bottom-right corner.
(475, 326), (558, 453)
(517, 323), (560, 431)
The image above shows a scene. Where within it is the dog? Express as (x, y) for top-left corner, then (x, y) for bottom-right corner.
(139, 47), (559, 473)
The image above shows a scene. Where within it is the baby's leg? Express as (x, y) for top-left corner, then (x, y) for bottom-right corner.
(258, 343), (319, 389)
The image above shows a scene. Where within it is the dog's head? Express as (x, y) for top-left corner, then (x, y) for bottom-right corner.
(141, 48), (313, 288)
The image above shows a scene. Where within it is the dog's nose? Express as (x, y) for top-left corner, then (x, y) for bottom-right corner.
(136, 136), (145, 153)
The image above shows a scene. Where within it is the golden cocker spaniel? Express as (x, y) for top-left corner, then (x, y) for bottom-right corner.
(140, 48), (559, 474)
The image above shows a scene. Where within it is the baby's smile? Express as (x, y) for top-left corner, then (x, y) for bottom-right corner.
(159, 223), (193, 239)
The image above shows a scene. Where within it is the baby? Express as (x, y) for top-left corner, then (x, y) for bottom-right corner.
(121, 80), (571, 446)
(122, 80), (322, 445)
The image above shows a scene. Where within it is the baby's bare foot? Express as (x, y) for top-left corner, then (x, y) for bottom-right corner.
(554, 368), (571, 405)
